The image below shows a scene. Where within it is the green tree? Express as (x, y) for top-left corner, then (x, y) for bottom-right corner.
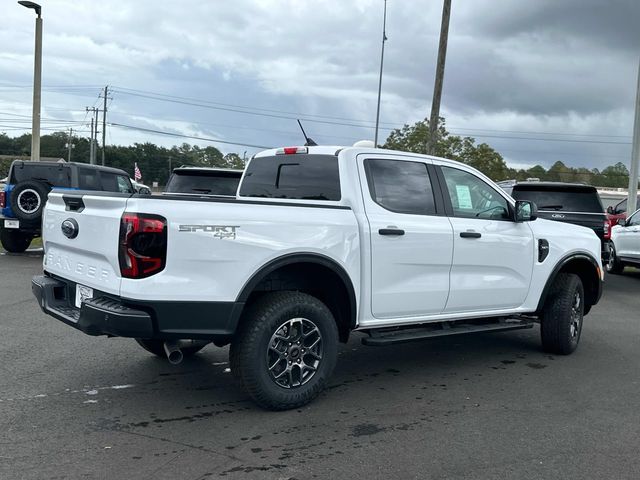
(600, 162), (629, 188)
(526, 165), (547, 180)
(223, 153), (245, 169)
(383, 117), (510, 180)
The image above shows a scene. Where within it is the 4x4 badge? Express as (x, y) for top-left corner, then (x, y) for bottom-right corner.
(61, 218), (79, 239)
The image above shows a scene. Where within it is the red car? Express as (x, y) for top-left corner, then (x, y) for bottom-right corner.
(605, 196), (640, 240)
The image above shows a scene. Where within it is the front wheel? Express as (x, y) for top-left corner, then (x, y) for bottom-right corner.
(605, 242), (624, 274)
(540, 273), (584, 355)
(230, 291), (339, 411)
(0, 228), (32, 253)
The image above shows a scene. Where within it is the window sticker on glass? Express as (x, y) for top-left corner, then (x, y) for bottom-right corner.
(456, 185), (473, 209)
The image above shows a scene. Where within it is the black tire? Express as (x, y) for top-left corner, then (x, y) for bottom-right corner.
(9, 180), (50, 222)
(540, 273), (584, 355)
(0, 228), (32, 253)
(134, 339), (207, 358)
(605, 242), (624, 274)
(230, 291), (339, 411)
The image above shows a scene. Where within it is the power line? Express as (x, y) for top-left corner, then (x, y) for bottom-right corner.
(448, 126), (632, 139)
(111, 88), (382, 129)
(465, 133), (631, 145)
(109, 122), (272, 149)
(107, 110), (366, 142)
(110, 88), (635, 144)
(112, 85), (398, 127)
(2, 81), (633, 141)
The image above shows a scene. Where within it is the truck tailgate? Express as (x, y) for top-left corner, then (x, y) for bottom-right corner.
(42, 191), (129, 296)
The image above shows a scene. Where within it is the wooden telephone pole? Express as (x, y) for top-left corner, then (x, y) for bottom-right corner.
(426, 0), (452, 155)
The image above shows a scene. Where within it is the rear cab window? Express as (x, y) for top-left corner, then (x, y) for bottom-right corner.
(239, 155), (341, 201)
(512, 186), (603, 213)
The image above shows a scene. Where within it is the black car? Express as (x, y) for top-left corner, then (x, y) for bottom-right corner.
(500, 181), (608, 261)
(0, 161), (133, 253)
(164, 167), (243, 196)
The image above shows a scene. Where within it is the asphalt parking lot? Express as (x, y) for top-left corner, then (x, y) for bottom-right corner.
(1, 250), (639, 480)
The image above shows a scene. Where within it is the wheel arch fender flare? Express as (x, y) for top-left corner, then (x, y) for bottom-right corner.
(235, 252), (358, 330)
(536, 253), (602, 313)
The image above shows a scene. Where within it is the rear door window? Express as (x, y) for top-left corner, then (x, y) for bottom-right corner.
(78, 168), (99, 190)
(240, 155), (341, 200)
(364, 159), (436, 215)
(99, 171), (118, 191)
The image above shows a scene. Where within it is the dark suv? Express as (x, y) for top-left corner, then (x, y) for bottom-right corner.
(500, 181), (608, 262)
(165, 167), (243, 196)
(0, 161), (133, 253)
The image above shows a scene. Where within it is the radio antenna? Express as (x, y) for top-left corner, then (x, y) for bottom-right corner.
(297, 119), (318, 146)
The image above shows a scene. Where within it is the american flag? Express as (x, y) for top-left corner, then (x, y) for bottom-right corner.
(134, 162), (142, 181)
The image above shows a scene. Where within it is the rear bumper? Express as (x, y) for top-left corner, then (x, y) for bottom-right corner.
(32, 274), (242, 340)
(0, 215), (41, 234)
(32, 275), (154, 337)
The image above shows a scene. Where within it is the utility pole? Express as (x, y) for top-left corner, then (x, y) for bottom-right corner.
(628, 59), (640, 215)
(18, 1), (43, 161)
(86, 106), (99, 165)
(66, 127), (73, 162)
(89, 116), (95, 165)
(374, 0), (388, 147)
(101, 85), (108, 165)
(426, 0), (451, 155)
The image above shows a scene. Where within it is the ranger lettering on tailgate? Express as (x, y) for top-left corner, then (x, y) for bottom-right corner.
(45, 252), (110, 282)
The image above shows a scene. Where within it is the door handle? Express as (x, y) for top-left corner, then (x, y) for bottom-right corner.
(379, 228), (405, 236)
(460, 231), (481, 239)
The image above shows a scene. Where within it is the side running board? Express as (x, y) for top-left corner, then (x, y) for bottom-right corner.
(362, 319), (534, 346)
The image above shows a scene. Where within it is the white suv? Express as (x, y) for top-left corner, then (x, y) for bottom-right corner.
(606, 207), (640, 273)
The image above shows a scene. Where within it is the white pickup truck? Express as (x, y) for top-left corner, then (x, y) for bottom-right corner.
(32, 145), (603, 410)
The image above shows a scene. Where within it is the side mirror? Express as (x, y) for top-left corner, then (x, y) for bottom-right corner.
(606, 206), (614, 215)
(515, 200), (537, 222)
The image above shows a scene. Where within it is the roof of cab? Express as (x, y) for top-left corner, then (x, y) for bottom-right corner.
(253, 145), (467, 169)
(10, 160), (129, 175)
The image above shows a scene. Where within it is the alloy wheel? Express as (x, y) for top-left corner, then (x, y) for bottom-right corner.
(266, 317), (323, 389)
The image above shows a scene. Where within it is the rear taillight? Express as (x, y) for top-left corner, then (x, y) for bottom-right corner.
(118, 213), (167, 279)
(0, 190), (5, 208)
(604, 220), (611, 240)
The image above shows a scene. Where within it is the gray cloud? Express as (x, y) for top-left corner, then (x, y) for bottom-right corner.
(0, 0), (637, 171)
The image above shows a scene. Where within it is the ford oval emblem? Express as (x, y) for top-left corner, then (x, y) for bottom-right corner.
(61, 218), (79, 239)
(551, 213), (565, 219)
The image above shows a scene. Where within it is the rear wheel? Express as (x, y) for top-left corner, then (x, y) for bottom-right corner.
(540, 273), (584, 355)
(0, 228), (32, 253)
(134, 339), (208, 358)
(605, 242), (624, 274)
(230, 291), (338, 410)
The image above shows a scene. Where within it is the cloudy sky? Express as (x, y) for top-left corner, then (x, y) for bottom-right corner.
(1, 0), (639, 170)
